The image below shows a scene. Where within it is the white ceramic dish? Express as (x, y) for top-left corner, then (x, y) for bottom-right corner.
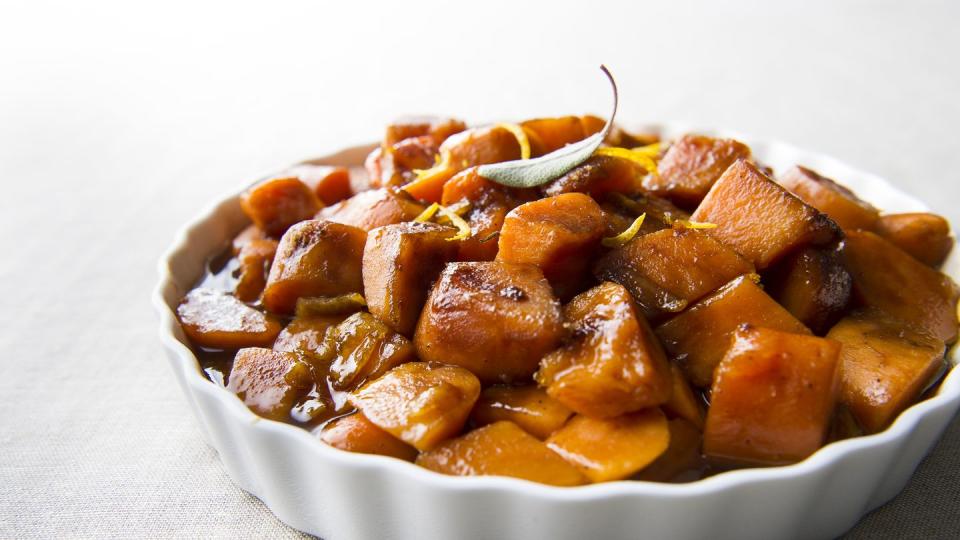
(153, 124), (960, 540)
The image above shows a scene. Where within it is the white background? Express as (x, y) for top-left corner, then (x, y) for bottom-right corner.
(1, 0), (958, 538)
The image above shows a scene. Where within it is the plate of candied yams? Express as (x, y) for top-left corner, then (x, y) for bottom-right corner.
(156, 81), (959, 539)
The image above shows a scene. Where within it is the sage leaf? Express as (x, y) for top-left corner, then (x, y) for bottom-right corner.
(477, 65), (618, 188)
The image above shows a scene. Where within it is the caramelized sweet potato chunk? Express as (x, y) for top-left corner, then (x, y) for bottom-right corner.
(536, 282), (672, 418)
(826, 312), (946, 433)
(470, 385), (573, 439)
(843, 230), (959, 343)
(261, 220), (367, 315)
(363, 222), (458, 335)
(765, 245), (852, 334)
(231, 224), (269, 255)
(542, 155), (643, 198)
(594, 227), (755, 321)
(349, 362), (481, 451)
(369, 136), (441, 188)
(177, 289), (282, 349)
(692, 160), (839, 269)
(521, 116), (591, 153)
(319, 412), (418, 461)
(663, 364), (705, 429)
(656, 276), (811, 387)
(383, 115), (466, 147)
(328, 312), (416, 391)
(234, 239), (278, 302)
(876, 213), (953, 267)
(546, 408), (670, 482)
(227, 348), (314, 421)
(279, 164), (353, 205)
(642, 134), (751, 208)
(634, 418), (704, 482)
(417, 421), (587, 486)
(318, 187), (425, 232)
(272, 315), (343, 357)
(240, 177), (322, 236)
(779, 165), (879, 231)
(497, 193), (605, 298)
(703, 326), (841, 465)
(415, 262), (564, 383)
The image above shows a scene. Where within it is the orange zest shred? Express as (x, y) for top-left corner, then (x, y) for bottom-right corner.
(673, 219), (718, 230)
(414, 203), (441, 223)
(495, 123), (531, 160)
(413, 202), (472, 241)
(601, 213), (646, 248)
(630, 142), (661, 158)
(594, 147), (659, 178)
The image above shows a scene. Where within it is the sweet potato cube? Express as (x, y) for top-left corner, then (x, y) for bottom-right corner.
(369, 136), (441, 188)
(843, 230), (959, 343)
(416, 421), (587, 486)
(240, 177), (322, 236)
(363, 222), (458, 335)
(261, 220), (366, 315)
(642, 134), (751, 208)
(594, 227), (755, 320)
(234, 238), (278, 302)
(546, 408), (670, 482)
(634, 418), (704, 482)
(536, 282), (672, 418)
(703, 326), (841, 465)
(826, 312), (946, 433)
(692, 160), (839, 269)
(765, 245), (852, 334)
(876, 213), (953, 267)
(542, 155), (644, 198)
(779, 165), (879, 231)
(348, 362), (481, 451)
(497, 193), (605, 298)
(521, 116), (587, 153)
(272, 315), (343, 357)
(319, 412), (418, 461)
(317, 188), (425, 232)
(231, 224), (269, 254)
(227, 348), (314, 421)
(656, 276), (811, 387)
(663, 364), (705, 429)
(177, 289), (282, 349)
(470, 385), (573, 439)
(384, 115), (466, 147)
(328, 312), (416, 391)
(280, 164), (353, 205)
(415, 262), (564, 383)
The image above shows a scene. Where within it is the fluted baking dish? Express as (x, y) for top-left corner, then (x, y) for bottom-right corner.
(153, 124), (960, 540)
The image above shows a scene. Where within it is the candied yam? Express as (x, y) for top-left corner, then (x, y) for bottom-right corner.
(371, 136), (441, 188)
(234, 238), (278, 302)
(416, 421), (586, 486)
(280, 164), (353, 205)
(497, 193), (605, 298)
(318, 187), (425, 232)
(765, 245), (852, 334)
(691, 160), (839, 269)
(656, 276), (811, 387)
(642, 134), (751, 208)
(663, 364), (705, 429)
(232, 224), (269, 254)
(240, 177), (322, 236)
(826, 312), (946, 433)
(546, 408), (670, 483)
(876, 213), (953, 267)
(349, 362), (481, 451)
(319, 412), (418, 461)
(542, 154), (644, 198)
(703, 326), (841, 465)
(363, 222), (458, 335)
(779, 165), (879, 231)
(261, 220), (367, 315)
(470, 385), (573, 439)
(536, 282), (672, 418)
(520, 116), (586, 153)
(384, 115), (466, 147)
(272, 315), (343, 357)
(634, 418), (704, 482)
(227, 348), (314, 421)
(177, 288), (282, 349)
(594, 227), (754, 320)
(843, 230), (959, 343)
(415, 262), (564, 383)
(328, 312), (416, 391)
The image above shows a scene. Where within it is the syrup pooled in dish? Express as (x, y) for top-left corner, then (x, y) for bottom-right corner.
(178, 113), (958, 485)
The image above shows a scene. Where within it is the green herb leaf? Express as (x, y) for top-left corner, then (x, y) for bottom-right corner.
(477, 65), (618, 188)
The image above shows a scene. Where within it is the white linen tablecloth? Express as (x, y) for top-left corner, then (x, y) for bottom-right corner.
(1, 1), (958, 537)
